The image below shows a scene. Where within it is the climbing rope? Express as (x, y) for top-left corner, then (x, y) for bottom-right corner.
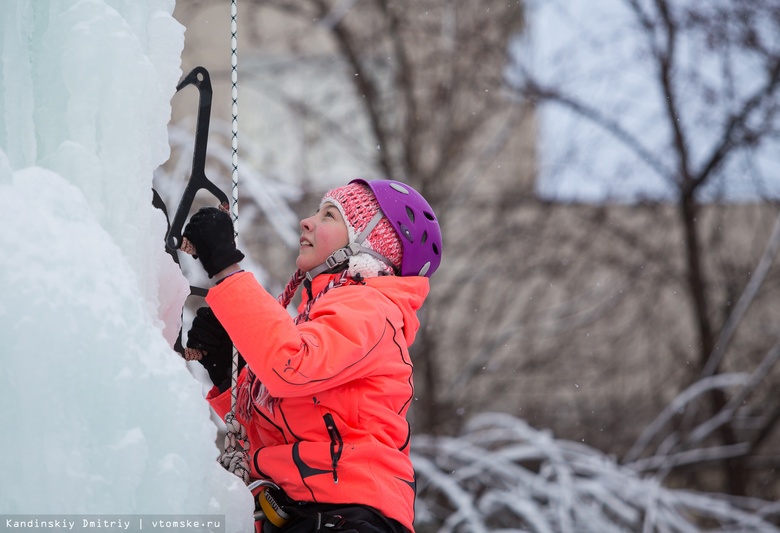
(230, 0), (239, 227)
(218, 0), (252, 486)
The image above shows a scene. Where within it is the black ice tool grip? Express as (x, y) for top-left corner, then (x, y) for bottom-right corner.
(165, 66), (230, 251)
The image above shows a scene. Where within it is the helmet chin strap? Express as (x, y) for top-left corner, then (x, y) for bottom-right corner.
(306, 211), (395, 281)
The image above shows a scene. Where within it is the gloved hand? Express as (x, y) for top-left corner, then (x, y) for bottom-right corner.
(186, 307), (245, 390)
(182, 207), (245, 278)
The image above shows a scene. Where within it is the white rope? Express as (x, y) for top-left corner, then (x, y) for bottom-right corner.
(219, 0), (251, 485)
(230, 0), (239, 229)
(228, 0), (241, 413)
(221, 413), (251, 484)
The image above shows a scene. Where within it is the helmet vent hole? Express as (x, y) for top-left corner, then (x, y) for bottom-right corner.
(432, 243), (439, 255)
(398, 223), (414, 242)
(421, 231), (428, 245)
(406, 206), (415, 222)
(424, 211), (435, 221)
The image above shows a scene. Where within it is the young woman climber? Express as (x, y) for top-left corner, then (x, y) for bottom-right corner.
(181, 179), (442, 533)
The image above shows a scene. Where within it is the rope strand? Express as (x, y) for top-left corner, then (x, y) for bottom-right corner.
(228, 0), (240, 415)
(219, 0), (251, 485)
(230, 0), (239, 229)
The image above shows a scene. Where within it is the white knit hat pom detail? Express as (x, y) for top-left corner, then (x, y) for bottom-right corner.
(348, 254), (394, 279)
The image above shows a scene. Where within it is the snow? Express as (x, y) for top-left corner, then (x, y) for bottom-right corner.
(0, 1), (252, 530)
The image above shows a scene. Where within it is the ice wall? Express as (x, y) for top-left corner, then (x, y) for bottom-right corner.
(0, 1), (252, 530)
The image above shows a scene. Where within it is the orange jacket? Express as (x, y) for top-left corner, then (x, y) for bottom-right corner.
(205, 271), (429, 532)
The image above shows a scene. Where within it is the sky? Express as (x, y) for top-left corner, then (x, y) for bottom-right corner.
(515, 0), (780, 203)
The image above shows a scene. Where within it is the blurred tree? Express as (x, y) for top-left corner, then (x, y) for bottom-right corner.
(237, 0), (530, 435)
(507, 0), (780, 497)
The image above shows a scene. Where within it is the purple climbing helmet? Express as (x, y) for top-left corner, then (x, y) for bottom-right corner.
(351, 179), (442, 277)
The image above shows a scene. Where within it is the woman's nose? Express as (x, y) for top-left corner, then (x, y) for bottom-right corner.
(300, 216), (313, 231)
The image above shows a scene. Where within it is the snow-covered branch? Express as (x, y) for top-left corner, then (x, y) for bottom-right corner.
(413, 412), (779, 532)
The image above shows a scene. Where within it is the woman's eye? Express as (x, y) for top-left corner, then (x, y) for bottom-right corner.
(325, 211), (335, 218)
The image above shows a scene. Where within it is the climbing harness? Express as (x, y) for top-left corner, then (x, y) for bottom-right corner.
(249, 480), (292, 528)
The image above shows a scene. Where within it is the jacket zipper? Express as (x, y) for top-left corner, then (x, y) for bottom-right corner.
(323, 413), (343, 484)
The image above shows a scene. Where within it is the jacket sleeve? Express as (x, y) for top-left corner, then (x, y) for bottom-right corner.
(205, 272), (397, 399)
(204, 364), (251, 420)
(205, 384), (232, 420)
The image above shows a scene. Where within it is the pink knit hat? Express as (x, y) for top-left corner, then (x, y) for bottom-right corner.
(321, 182), (403, 278)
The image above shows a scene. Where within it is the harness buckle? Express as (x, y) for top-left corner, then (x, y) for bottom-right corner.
(318, 513), (346, 530)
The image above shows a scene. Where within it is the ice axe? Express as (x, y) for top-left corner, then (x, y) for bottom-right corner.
(165, 66), (230, 254)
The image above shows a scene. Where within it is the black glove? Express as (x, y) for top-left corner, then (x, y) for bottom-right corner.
(187, 307), (245, 389)
(182, 207), (245, 278)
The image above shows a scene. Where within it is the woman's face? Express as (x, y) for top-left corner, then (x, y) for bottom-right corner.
(296, 202), (349, 273)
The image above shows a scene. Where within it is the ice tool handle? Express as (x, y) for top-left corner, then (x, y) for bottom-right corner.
(165, 66), (230, 252)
